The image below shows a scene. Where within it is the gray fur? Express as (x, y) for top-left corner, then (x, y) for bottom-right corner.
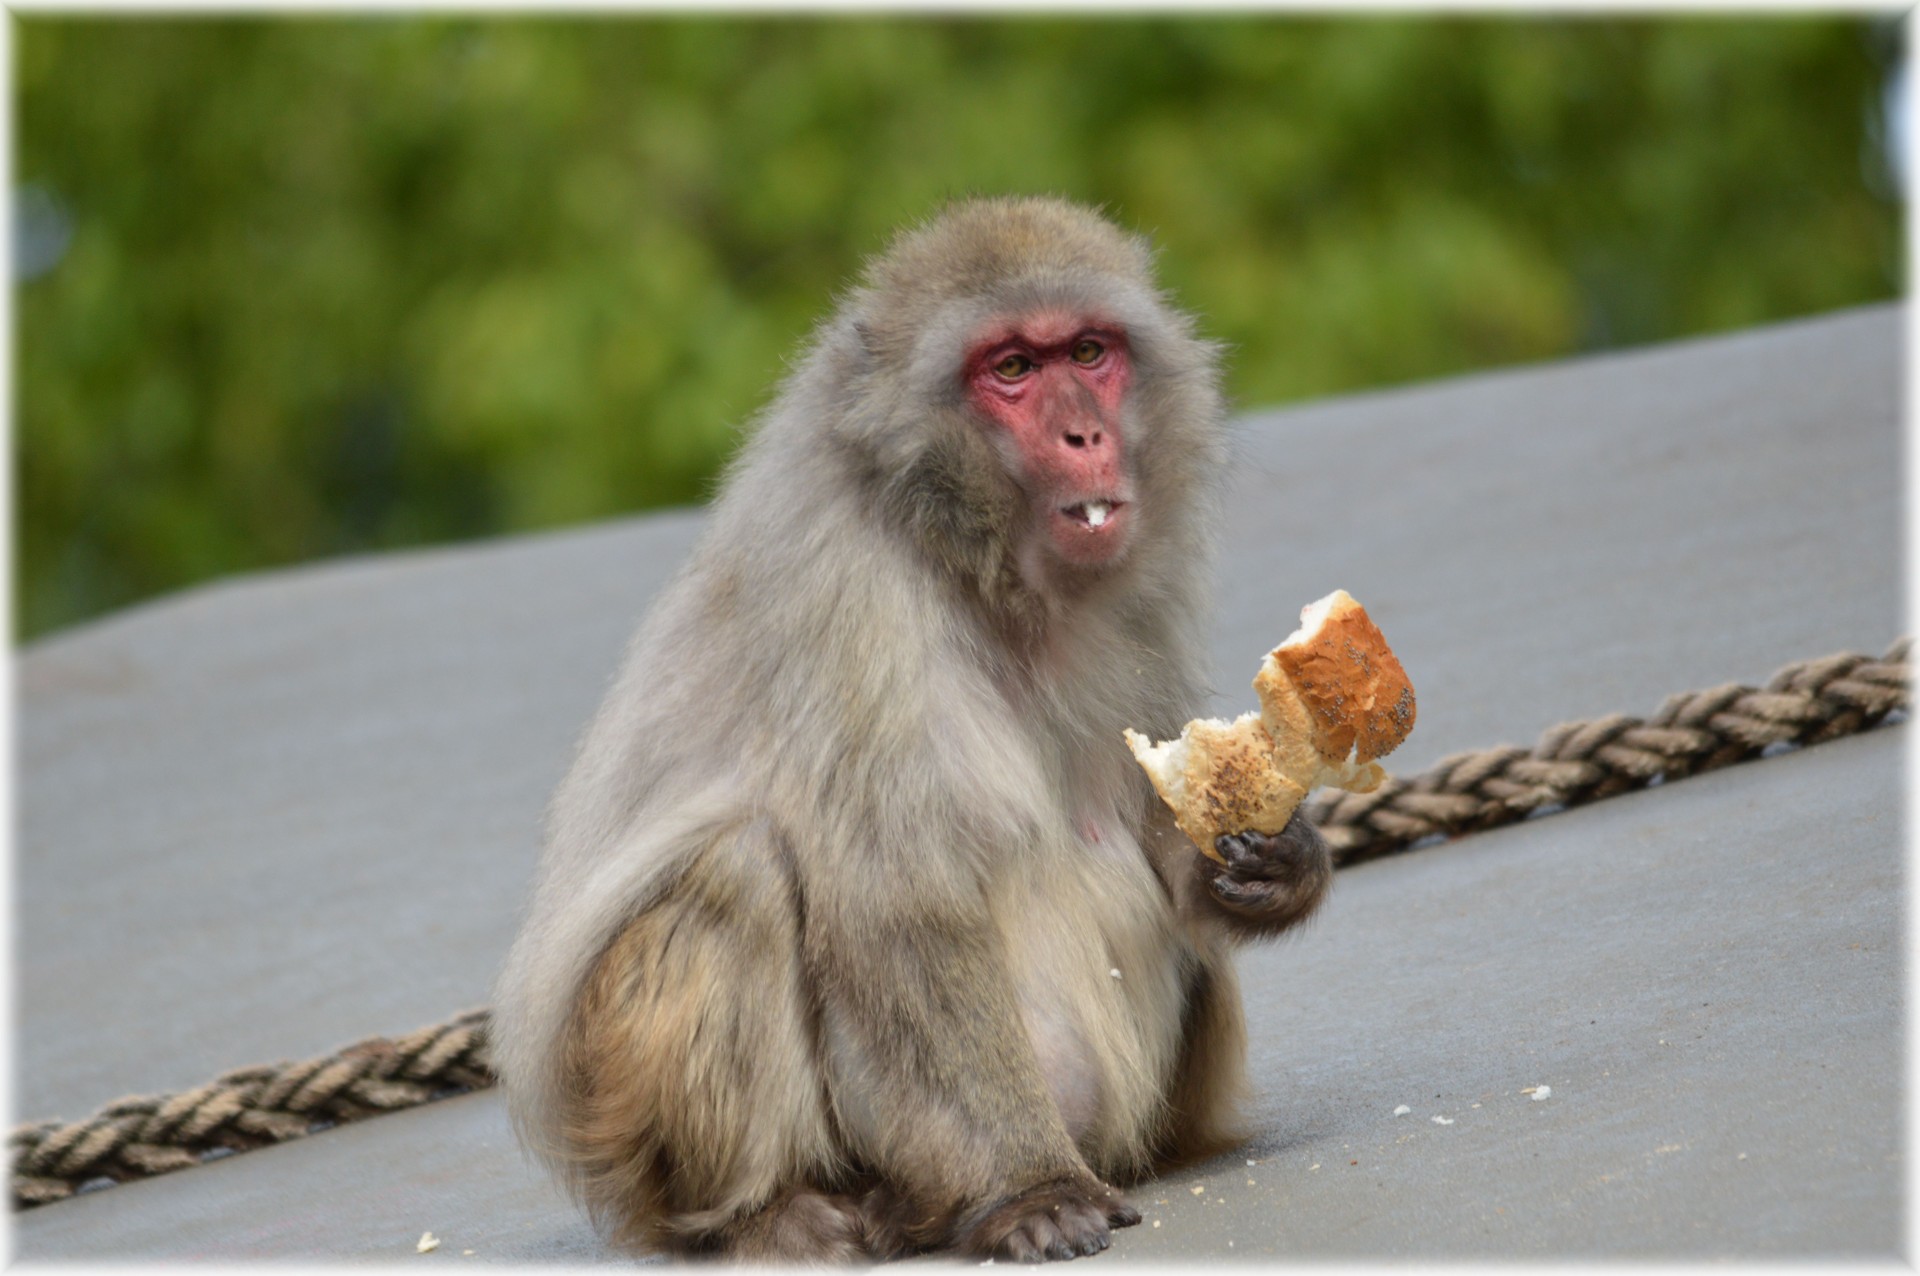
(491, 197), (1315, 1261)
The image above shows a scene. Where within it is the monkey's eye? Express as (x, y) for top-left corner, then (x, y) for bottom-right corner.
(994, 354), (1034, 380)
(1071, 340), (1104, 365)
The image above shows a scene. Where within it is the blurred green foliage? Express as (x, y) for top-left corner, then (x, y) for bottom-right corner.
(15, 17), (1902, 640)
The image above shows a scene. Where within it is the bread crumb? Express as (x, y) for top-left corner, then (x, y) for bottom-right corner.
(1152, 1220), (1161, 1229)
(1393, 1104), (1410, 1116)
(1190, 1184), (1205, 1195)
(1109, 968), (1123, 980)
(1431, 1115), (1454, 1125)
(1531, 1085), (1552, 1101)
(416, 1233), (440, 1254)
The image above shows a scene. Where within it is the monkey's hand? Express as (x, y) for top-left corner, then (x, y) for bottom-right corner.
(1201, 811), (1333, 937)
(961, 1177), (1142, 1262)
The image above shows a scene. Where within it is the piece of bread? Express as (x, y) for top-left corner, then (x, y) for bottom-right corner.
(1125, 590), (1416, 863)
(1255, 588), (1416, 778)
(1124, 715), (1307, 858)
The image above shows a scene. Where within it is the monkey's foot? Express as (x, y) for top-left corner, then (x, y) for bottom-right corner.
(697, 1188), (872, 1264)
(960, 1178), (1140, 1262)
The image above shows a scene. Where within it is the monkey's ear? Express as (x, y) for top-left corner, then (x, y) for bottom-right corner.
(828, 319), (880, 391)
(844, 320), (888, 380)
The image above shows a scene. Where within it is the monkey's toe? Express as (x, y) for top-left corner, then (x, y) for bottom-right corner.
(965, 1179), (1120, 1262)
(1000, 1230), (1045, 1264)
(1009, 1213), (1097, 1263)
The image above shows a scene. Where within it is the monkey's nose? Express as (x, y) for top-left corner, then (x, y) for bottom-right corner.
(1062, 428), (1105, 450)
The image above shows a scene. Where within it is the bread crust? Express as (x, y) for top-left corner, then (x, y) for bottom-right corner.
(1258, 590), (1416, 766)
(1255, 666), (1387, 796)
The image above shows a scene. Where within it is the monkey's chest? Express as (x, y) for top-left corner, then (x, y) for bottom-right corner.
(996, 821), (1188, 1164)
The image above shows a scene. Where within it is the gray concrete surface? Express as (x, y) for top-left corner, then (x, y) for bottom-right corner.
(12, 303), (1905, 1260)
(14, 728), (1902, 1261)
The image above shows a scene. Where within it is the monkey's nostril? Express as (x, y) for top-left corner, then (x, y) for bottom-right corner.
(1064, 432), (1086, 448)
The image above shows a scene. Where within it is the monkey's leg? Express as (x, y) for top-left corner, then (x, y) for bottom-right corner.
(1156, 955), (1251, 1166)
(1140, 807), (1296, 1166)
(687, 1188), (879, 1264)
(807, 893), (1140, 1261)
(560, 827), (859, 1261)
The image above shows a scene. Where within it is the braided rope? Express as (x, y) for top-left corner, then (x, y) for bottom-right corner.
(1307, 637), (1910, 867)
(12, 640), (1908, 1209)
(11, 1010), (491, 1207)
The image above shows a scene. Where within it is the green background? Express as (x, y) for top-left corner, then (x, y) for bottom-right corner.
(15, 17), (1903, 641)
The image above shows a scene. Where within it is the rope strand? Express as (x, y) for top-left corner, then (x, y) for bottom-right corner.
(11, 1010), (491, 1206)
(13, 639), (1908, 1209)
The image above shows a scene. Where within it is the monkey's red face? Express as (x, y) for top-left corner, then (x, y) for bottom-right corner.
(964, 311), (1136, 569)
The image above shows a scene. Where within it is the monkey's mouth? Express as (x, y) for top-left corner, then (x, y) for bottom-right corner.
(1061, 499), (1123, 529)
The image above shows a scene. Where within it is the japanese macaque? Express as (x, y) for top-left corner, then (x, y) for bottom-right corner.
(491, 197), (1333, 1263)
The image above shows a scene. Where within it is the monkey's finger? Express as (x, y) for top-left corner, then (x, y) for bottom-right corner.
(1206, 872), (1277, 910)
(1212, 831), (1276, 877)
(1216, 822), (1330, 884)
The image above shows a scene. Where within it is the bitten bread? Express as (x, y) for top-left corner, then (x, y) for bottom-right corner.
(1126, 589), (1417, 862)
(1122, 715), (1308, 856)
